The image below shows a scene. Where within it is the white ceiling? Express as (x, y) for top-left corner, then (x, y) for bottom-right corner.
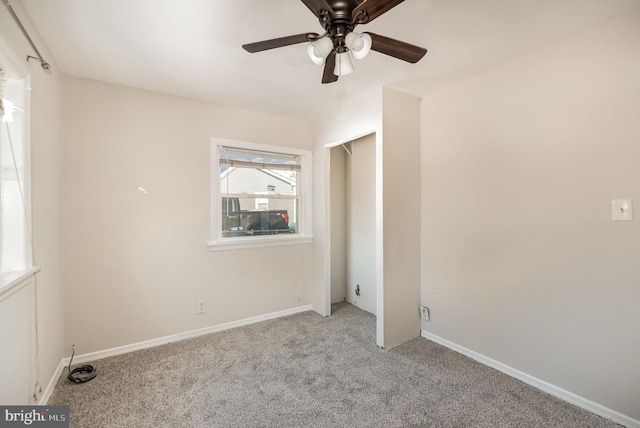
(21, 0), (640, 120)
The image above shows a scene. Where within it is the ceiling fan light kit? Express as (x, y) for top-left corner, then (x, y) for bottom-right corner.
(307, 36), (334, 65)
(334, 50), (355, 76)
(345, 32), (372, 60)
(242, 0), (428, 84)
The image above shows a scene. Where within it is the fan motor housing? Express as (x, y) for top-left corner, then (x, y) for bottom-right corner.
(319, 1), (365, 47)
(323, 0), (363, 21)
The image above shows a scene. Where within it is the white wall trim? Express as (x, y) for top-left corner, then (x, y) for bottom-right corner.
(208, 237), (312, 252)
(0, 266), (40, 303)
(38, 359), (65, 405)
(57, 304), (313, 368)
(421, 330), (640, 428)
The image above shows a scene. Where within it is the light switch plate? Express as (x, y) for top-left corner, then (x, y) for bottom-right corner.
(612, 199), (633, 221)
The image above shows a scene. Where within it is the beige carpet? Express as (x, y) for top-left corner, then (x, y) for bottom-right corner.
(49, 303), (618, 427)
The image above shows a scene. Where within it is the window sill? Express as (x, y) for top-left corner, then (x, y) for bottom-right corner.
(0, 266), (41, 302)
(208, 236), (312, 252)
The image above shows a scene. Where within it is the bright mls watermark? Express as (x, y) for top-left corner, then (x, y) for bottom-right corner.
(0, 406), (69, 427)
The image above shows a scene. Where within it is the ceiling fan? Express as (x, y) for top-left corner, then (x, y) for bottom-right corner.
(242, 0), (427, 84)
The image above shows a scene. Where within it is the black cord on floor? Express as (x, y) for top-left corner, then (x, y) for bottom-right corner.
(67, 345), (97, 384)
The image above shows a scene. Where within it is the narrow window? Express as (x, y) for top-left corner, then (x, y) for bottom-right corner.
(0, 69), (30, 274)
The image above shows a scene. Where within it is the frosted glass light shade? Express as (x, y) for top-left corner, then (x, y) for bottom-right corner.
(345, 32), (372, 60)
(307, 37), (334, 65)
(334, 52), (354, 76)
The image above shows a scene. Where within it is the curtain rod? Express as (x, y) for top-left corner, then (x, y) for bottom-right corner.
(2, 0), (50, 70)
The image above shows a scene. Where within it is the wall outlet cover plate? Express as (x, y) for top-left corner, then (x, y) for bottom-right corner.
(420, 306), (430, 321)
(612, 199), (633, 221)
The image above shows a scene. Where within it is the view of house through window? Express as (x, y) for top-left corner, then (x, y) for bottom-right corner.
(0, 70), (30, 274)
(218, 145), (300, 237)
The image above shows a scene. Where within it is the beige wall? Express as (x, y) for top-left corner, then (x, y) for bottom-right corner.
(0, 0), (64, 403)
(330, 145), (346, 304)
(421, 9), (640, 420)
(63, 76), (313, 354)
(345, 134), (377, 314)
(381, 88), (422, 348)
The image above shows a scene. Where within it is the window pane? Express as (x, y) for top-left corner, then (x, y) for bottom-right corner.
(219, 146), (299, 238)
(0, 76), (28, 273)
(1, 181), (26, 271)
(222, 166), (298, 197)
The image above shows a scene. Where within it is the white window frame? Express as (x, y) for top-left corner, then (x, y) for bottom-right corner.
(208, 138), (312, 251)
(0, 38), (35, 297)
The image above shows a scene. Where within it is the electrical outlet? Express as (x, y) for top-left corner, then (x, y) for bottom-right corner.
(196, 300), (206, 314)
(420, 306), (430, 321)
(612, 199), (633, 221)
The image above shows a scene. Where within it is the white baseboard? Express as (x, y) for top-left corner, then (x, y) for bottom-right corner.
(40, 304), (312, 403)
(38, 359), (64, 405)
(421, 330), (640, 428)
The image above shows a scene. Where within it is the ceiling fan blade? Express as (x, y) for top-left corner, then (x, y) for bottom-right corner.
(300, 0), (335, 18)
(352, 0), (405, 24)
(322, 51), (339, 84)
(367, 32), (427, 63)
(243, 33), (318, 53)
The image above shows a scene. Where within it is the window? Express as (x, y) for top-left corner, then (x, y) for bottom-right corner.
(0, 68), (31, 274)
(209, 138), (312, 250)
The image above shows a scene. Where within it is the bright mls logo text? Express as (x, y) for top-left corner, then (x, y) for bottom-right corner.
(1, 406), (68, 427)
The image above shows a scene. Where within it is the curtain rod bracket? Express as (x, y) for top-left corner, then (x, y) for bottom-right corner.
(27, 55), (50, 70)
